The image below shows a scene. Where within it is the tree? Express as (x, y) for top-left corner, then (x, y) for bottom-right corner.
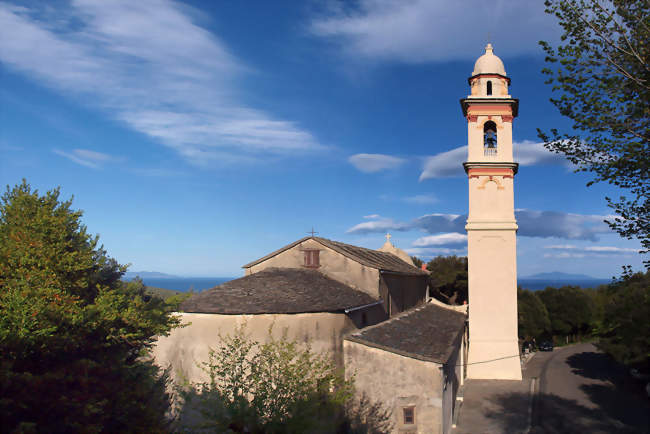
(596, 269), (650, 367)
(426, 256), (468, 305)
(536, 286), (594, 343)
(0, 180), (181, 432)
(539, 0), (650, 264)
(518, 288), (551, 340)
(411, 255), (424, 269)
(176, 326), (392, 433)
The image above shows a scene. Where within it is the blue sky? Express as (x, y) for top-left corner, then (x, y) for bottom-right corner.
(0, 0), (645, 278)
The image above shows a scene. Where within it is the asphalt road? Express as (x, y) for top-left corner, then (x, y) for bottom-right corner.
(528, 343), (649, 433)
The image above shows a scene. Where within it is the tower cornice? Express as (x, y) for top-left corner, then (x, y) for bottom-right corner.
(467, 73), (510, 85)
(463, 161), (519, 175)
(460, 97), (519, 118)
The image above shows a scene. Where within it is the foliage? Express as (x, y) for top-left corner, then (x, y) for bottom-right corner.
(517, 288), (551, 340)
(596, 269), (650, 367)
(536, 286), (594, 342)
(176, 326), (392, 433)
(426, 256), (468, 305)
(539, 0), (650, 264)
(410, 256), (423, 268)
(0, 180), (181, 432)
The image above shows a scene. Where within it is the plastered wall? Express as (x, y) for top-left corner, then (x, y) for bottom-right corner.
(246, 239), (381, 298)
(153, 312), (357, 385)
(344, 340), (443, 434)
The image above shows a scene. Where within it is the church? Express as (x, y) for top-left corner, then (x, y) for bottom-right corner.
(153, 43), (521, 434)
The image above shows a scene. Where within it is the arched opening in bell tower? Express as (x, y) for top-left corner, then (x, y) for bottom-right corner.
(483, 121), (497, 156)
(486, 80), (492, 95)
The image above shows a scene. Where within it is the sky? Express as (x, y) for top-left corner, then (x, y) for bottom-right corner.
(0, 0), (645, 278)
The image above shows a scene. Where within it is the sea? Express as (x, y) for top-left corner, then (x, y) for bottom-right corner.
(124, 276), (611, 293)
(124, 277), (235, 292)
(518, 278), (610, 291)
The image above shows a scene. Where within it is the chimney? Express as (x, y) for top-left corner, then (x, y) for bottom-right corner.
(421, 264), (427, 271)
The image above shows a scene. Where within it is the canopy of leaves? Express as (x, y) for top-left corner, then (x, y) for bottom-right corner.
(426, 256), (468, 305)
(597, 269), (650, 368)
(0, 180), (181, 432)
(518, 288), (551, 340)
(176, 325), (392, 433)
(539, 0), (650, 263)
(536, 286), (595, 339)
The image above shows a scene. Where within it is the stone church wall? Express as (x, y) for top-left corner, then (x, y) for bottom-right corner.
(246, 238), (381, 298)
(153, 311), (357, 385)
(343, 340), (444, 434)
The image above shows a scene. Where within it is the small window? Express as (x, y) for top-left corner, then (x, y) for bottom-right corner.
(486, 80), (493, 95)
(403, 406), (415, 425)
(303, 250), (320, 268)
(361, 312), (368, 327)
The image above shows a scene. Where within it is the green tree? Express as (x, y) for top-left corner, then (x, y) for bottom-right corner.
(536, 286), (594, 343)
(426, 256), (468, 305)
(176, 326), (392, 433)
(411, 255), (424, 268)
(0, 180), (181, 432)
(597, 269), (650, 367)
(518, 288), (551, 340)
(539, 0), (650, 263)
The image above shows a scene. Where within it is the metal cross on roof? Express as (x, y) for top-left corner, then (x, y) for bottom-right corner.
(308, 227), (319, 237)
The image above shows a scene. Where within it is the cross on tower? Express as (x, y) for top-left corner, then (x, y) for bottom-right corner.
(385, 233), (392, 243)
(307, 227), (319, 237)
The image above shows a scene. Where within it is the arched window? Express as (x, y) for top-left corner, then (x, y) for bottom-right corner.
(486, 80), (493, 95)
(484, 121), (497, 155)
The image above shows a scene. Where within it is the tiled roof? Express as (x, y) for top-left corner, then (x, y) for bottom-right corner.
(180, 268), (378, 314)
(242, 236), (426, 276)
(345, 302), (466, 364)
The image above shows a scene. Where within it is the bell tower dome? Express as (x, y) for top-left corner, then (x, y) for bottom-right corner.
(462, 44), (522, 380)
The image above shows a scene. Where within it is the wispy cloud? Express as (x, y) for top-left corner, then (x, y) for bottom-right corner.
(53, 148), (117, 169)
(310, 0), (557, 64)
(0, 1), (322, 166)
(543, 244), (640, 258)
(419, 141), (567, 181)
(348, 210), (612, 241)
(405, 247), (466, 257)
(348, 153), (406, 173)
(413, 232), (467, 247)
(403, 194), (437, 205)
(363, 214), (381, 219)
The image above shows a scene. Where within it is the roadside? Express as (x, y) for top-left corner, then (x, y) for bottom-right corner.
(454, 344), (649, 434)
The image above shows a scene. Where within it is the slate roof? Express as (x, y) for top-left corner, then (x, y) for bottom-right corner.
(242, 236), (427, 276)
(345, 302), (467, 364)
(180, 268), (378, 314)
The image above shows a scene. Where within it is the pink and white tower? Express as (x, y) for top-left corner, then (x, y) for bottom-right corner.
(462, 44), (522, 380)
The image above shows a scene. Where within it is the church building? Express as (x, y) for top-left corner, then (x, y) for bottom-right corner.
(153, 43), (521, 434)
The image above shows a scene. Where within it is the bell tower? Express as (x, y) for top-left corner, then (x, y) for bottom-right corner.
(461, 44), (522, 380)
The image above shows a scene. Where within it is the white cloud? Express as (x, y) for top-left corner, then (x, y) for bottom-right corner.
(348, 153), (405, 173)
(363, 214), (381, 219)
(348, 210), (612, 241)
(403, 194), (437, 205)
(405, 247), (466, 257)
(412, 232), (467, 247)
(310, 0), (557, 64)
(53, 148), (117, 169)
(544, 245), (639, 255)
(419, 141), (568, 181)
(0, 1), (322, 165)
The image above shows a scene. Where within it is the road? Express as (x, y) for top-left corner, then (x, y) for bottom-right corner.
(527, 343), (649, 433)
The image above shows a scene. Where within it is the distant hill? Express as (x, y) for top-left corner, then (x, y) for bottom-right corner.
(520, 271), (601, 281)
(123, 271), (180, 280)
